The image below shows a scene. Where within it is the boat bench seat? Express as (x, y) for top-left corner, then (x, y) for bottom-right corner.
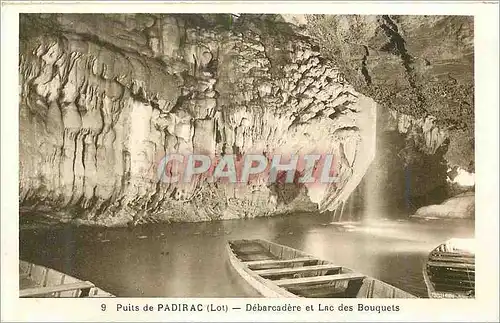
(287, 284), (347, 298)
(244, 257), (317, 268)
(429, 255), (475, 264)
(255, 264), (341, 277)
(20, 281), (95, 298)
(427, 261), (475, 270)
(430, 251), (474, 258)
(275, 273), (365, 287)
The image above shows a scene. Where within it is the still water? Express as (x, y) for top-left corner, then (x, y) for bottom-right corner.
(19, 212), (474, 298)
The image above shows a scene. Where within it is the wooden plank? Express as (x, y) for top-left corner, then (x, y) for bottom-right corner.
(19, 261), (31, 274)
(429, 273), (475, 281)
(429, 255), (475, 264)
(434, 282), (475, 291)
(429, 267), (475, 276)
(19, 278), (38, 289)
(430, 271), (475, 281)
(433, 275), (475, 283)
(427, 261), (475, 270)
(288, 285), (345, 298)
(234, 249), (267, 255)
(20, 281), (94, 298)
(432, 280), (475, 289)
(244, 257), (317, 267)
(255, 264), (342, 277)
(234, 244), (266, 252)
(226, 243), (298, 298)
(30, 265), (46, 287)
(430, 252), (474, 258)
(275, 273), (365, 287)
(230, 240), (255, 247)
(268, 243), (284, 258)
(239, 255), (274, 262)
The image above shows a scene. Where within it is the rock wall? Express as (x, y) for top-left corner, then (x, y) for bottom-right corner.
(19, 14), (377, 226)
(279, 14), (474, 212)
(411, 192), (475, 219)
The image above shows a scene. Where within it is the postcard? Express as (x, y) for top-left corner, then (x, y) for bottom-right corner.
(1, 1), (499, 322)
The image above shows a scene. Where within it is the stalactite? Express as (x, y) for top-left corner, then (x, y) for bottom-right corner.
(19, 13), (377, 226)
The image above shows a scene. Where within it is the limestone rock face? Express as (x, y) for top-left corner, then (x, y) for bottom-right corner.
(412, 192), (475, 219)
(278, 14), (474, 212)
(282, 14), (474, 170)
(19, 14), (376, 226)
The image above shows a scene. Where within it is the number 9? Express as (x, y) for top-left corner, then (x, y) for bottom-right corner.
(101, 304), (106, 311)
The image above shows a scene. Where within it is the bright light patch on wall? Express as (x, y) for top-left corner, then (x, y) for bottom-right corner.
(444, 238), (476, 254)
(448, 167), (475, 187)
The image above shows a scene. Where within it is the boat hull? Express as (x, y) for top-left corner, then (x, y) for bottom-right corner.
(227, 239), (416, 298)
(422, 238), (475, 299)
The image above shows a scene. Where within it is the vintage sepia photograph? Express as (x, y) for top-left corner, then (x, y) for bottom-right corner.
(16, 11), (478, 301)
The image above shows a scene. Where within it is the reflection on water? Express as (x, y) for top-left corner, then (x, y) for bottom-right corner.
(19, 212), (474, 297)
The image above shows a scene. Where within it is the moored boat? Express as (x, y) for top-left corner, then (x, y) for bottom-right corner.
(19, 260), (114, 298)
(227, 239), (417, 298)
(422, 238), (475, 298)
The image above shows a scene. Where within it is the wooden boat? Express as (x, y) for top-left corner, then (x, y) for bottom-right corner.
(423, 238), (475, 298)
(19, 260), (114, 298)
(226, 239), (417, 298)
